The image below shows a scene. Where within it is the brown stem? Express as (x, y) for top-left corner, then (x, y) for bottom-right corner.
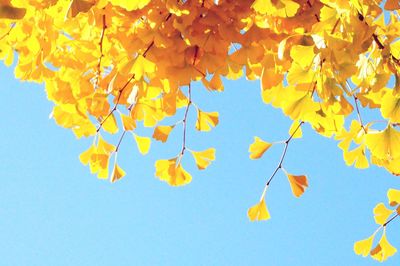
(306, 0), (320, 22)
(115, 130), (127, 152)
(357, 12), (400, 66)
(353, 95), (367, 133)
(384, 213), (399, 227)
(95, 12), (107, 89)
(96, 74), (136, 132)
(179, 84), (192, 157)
(0, 23), (15, 41)
(260, 121), (304, 199)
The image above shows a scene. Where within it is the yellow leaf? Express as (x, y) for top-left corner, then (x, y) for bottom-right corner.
(286, 173), (308, 197)
(287, 63), (315, 85)
(195, 110), (219, 132)
(261, 68), (283, 91)
(154, 158), (192, 186)
(133, 134), (151, 155)
(110, 163), (126, 183)
(89, 153), (110, 179)
(79, 145), (96, 165)
(97, 135), (115, 154)
(343, 145), (369, 169)
(281, 88), (319, 120)
(67, 0), (95, 18)
(102, 114), (119, 134)
(290, 45), (315, 69)
(373, 203), (393, 225)
(120, 113), (136, 131)
(336, 120), (365, 151)
(354, 235), (375, 257)
(370, 231), (397, 262)
(366, 125), (400, 160)
(252, 0), (300, 17)
(127, 55), (156, 80)
(248, 198), (270, 221)
(152, 125), (174, 143)
(387, 189), (400, 207)
(108, 0), (151, 11)
(381, 92), (400, 123)
(249, 137), (273, 159)
(190, 148), (216, 170)
(289, 120), (302, 139)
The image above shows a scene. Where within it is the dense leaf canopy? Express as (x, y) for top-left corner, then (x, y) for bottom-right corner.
(1, 0), (400, 262)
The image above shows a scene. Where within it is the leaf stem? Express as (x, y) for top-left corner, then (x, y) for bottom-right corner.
(177, 84), (192, 165)
(260, 121), (304, 200)
(95, 12), (107, 89)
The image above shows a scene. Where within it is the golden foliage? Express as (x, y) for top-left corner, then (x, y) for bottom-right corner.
(2, 0), (400, 262)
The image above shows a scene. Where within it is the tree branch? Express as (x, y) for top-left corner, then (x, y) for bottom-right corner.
(260, 121), (304, 200)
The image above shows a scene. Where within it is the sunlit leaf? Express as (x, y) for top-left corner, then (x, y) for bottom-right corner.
(248, 198), (270, 221)
(133, 134), (151, 155)
(249, 137), (273, 159)
(190, 148), (216, 170)
(354, 235), (375, 257)
(286, 173), (308, 198)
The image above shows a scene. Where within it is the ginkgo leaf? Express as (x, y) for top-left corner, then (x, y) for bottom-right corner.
(195, 110), (219, 132)
(129, 55), (156, 80)
(287, 63), (315, 85)
(387, 189), (400, 207)
(79, 145), (96, 165)
(67, 0), (95, 18)
(202, 73), (224, 92)
(261, 68), (283, 91)
(97, 135), (115, 154)
(190, 148), (216, 170)
(248, 198), (270, 221)
(370, 231), (397, 262)
(381, 92), (400, 123)
(110, 163), (126, 183)
(343, 145), (369, 169)
(373, 203), (393, 225)
(249, 137), (273, 159)
(290, 45), (315, 69)
(252, 0), (300, 17)
(154, 158), (192, 186)
(102, 114), (119, 134)
(120, 113), (136, 131)
(108, 0), (151, 11)
(289, 120), (302, 139)
(354, 235), (375, 257)
(286, 173), (308, 197)
(152, 125), (174, 143)
(366, 125), (400, 160)
(336, 120), (365, 151)
(133, 134), (151, 155)
(281, 88), (319, 120)
(385, 0), (400, 10)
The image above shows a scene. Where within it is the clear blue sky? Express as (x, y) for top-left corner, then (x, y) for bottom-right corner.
(1, 62), (399, 266)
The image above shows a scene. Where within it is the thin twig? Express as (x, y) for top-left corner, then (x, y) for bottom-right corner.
(0, 23), (15, 42)
(115, 131), (127, 153)
(177, 84), (192, 165)
(260, 121), (304, 200)
(95, 12), (107, 89)
(96, 74), (136, 132)
(353, 95), (367, 133)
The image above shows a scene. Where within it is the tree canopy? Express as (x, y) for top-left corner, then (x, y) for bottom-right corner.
(1, 0), (400, 262)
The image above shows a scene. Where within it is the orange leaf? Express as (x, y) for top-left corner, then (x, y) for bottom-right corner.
(286, 173), (308, 197)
